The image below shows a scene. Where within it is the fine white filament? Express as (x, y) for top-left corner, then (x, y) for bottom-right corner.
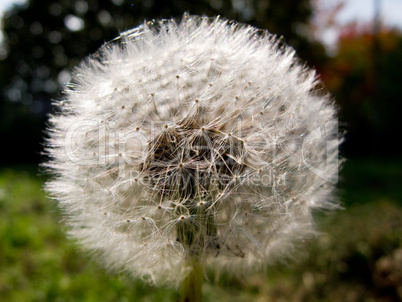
(44, 15), (341, 287)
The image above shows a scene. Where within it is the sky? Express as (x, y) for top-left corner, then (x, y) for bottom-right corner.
(0, 0), (402, 48)
(320, 0), (402, 47)
(338, 0), (402, 25)
(0, 0), (25, 15)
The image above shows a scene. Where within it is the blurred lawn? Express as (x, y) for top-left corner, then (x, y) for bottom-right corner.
(0, 159), (401, 302)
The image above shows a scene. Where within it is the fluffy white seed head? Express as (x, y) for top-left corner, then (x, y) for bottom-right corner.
(44, 15), (341, 287)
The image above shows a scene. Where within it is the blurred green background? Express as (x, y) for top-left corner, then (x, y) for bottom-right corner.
(0, 0), (401, 301)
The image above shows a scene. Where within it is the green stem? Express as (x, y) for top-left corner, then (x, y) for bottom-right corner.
(180, 259), (203, 302)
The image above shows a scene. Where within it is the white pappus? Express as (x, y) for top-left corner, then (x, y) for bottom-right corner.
(44, 14), (342, 287)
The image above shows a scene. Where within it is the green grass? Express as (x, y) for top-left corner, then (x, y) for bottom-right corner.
(339, 157), (402, 205)
(0, 158), (401, 301)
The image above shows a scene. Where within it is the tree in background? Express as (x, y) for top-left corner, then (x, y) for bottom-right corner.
(320, 23), (402, 156)
(0, 0), (320, 163)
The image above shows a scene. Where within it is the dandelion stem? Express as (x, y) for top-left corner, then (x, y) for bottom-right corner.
(180, 258), (203, 302)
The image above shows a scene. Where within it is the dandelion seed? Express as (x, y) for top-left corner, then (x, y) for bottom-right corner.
(44, 14), (342, 295)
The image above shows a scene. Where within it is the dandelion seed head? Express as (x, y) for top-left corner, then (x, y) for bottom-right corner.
(44, 14), (342, 287)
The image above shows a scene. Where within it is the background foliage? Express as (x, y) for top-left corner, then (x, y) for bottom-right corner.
(320, 23), (402, 156)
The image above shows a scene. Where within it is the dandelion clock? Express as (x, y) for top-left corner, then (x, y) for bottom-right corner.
(44, 14), (342, 301)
